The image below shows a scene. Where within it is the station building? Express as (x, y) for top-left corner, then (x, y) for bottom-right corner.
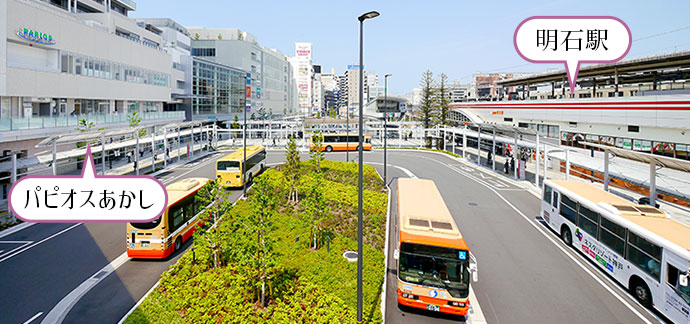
(452, 51), (690, 161)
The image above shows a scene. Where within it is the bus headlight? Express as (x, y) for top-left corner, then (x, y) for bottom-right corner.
(448, 301), (466, 307)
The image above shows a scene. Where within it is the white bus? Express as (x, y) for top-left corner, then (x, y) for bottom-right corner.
(542, 180), (690, 323)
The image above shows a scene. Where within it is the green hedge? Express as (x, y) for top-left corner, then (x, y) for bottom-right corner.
(125, 160), (387, 324)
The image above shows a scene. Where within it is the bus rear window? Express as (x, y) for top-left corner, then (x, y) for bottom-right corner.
(217, 161), (240, 171)
(130, 217), (162, 230)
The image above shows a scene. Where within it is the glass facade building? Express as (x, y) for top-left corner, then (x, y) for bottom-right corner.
(192, 58), (246, 116)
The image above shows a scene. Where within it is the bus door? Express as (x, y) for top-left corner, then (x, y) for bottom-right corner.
(541, 184), (559, 227)
(661, 252), (690, 323)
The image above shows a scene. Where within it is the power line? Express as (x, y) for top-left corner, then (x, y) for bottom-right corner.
(633, 25), (690, 42)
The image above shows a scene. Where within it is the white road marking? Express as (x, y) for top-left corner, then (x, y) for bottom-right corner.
(468, 287), (487, 324)
(367, 162), (417, 179)
(22, 312), (43, 324)
(41, 252), (129, 324)
(434, 159), (656, 324)
(0, 222), (36, 239)
(0, 241), (33, 259)
(0, 224), (81, 264)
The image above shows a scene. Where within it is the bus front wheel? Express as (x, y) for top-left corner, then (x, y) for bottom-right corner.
(325, 146), (333, 152)
(560, 226), (572, 246)
(174, 236), (182, 252)
(630, 277), (653, 308)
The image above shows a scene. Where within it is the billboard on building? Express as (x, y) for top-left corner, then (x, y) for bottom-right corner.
(295, 42), (313, 112)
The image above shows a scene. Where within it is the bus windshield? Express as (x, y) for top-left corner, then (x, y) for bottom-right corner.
(130, 216), (162, 230)
(399, 243), (470, 298)
(217, 161), (240, 171)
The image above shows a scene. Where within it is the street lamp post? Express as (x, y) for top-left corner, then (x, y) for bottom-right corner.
(244, 74), (250, 197)
(357, 10), (379, 324)
(384, 73), (391, 185)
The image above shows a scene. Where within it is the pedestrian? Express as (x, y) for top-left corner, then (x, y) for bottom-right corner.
(273, 138), (276, 147)
(510, 157), (515, 172)
(504, 159), (509, 174)
(487, 151), (493, 165)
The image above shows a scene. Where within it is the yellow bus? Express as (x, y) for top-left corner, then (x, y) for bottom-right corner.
(216, 145), (266, 188)
(394, 178), (478, 316)
(311, 133), (372, 152)
(127, 177), (210, 259)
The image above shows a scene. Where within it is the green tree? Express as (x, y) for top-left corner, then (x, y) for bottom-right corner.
(194, 33), (200, 40)
(194, 178), (233, 268)
(419, 70), (437, 148)
(328, 107), (337, 119)
(304, 174), (327, 249)
(128, 111), (147, 137)
(237, 30), (244, 41)
(217, 33), (223, 40)
(436, 73), (450, 149)
(75, 118), (95, 148)
(309, 131), (325, 172)
(247, 176), (276, 307)
(285, 136), (300, 202)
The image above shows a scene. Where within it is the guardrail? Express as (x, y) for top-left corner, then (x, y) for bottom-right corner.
(0, 111), (185, 131)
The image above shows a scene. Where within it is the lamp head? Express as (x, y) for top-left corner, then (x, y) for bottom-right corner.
(358, 11), (380, 21)
(385, 74), (392, 78)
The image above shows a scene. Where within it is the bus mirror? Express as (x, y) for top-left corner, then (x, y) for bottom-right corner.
(680, 273), (689, 287)
(472, 270), (478, 283)
(393, 249), (399, 260)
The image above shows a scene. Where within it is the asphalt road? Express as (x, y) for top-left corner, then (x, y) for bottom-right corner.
(0, 149), (665, 324)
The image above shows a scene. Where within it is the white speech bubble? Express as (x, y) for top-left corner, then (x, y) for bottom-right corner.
(8, 146), (168, 223)
(514, 16), (631, 93)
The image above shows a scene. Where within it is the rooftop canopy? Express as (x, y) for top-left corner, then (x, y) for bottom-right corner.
(498, 50), (690, 88)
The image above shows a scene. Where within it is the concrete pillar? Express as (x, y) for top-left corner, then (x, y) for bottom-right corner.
(614, 68), (619, 97)
(135, 132), (140, 176)
(462, 126), (467, 159)
(101, 133), (106, 175)
(492, 128), (496, 171)
(11, 153), (17, 183)
(52, 141), (57, 175)
(565, 148), (570, 180)
(514, 131), (518, 181)
(543, 145), (548, 183)
(525, 133), (540, 188)
(151, 126), (156, 171)
(477, 126), (481, 165)
(650, 159), (657, 206)
(163, 127), (168, 168)
(177, 126), (181, 162)
(452, 128), (456, 155)
(604, 150), (610, 191)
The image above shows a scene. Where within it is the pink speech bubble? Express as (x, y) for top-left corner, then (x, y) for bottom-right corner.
(514, 16), (631, 93)
(8, 146), (168, 223)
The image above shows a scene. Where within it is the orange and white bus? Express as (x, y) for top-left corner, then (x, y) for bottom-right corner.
(394, 178), (478, 316)
(127, 177), (210, 259)
(311, 133), (372, 152)
(216, 145), (266, 188)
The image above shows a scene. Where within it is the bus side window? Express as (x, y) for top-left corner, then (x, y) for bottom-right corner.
(667, 264), (690, 304)
(552, 191), (559, 208)
(543, 185), (552, 204)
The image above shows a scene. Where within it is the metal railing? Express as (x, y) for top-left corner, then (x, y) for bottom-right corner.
(0, 111), (185, 131)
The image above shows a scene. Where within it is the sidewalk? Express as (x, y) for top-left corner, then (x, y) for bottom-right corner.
(451, 144), (690, 227)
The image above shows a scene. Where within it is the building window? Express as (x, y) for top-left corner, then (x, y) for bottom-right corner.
(504, 117), (513, 122)
(192, 48), (216, 57)
(628, 125), (640, 133)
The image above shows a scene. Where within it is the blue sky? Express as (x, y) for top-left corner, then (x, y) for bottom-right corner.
(132, 0), (690, 95)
